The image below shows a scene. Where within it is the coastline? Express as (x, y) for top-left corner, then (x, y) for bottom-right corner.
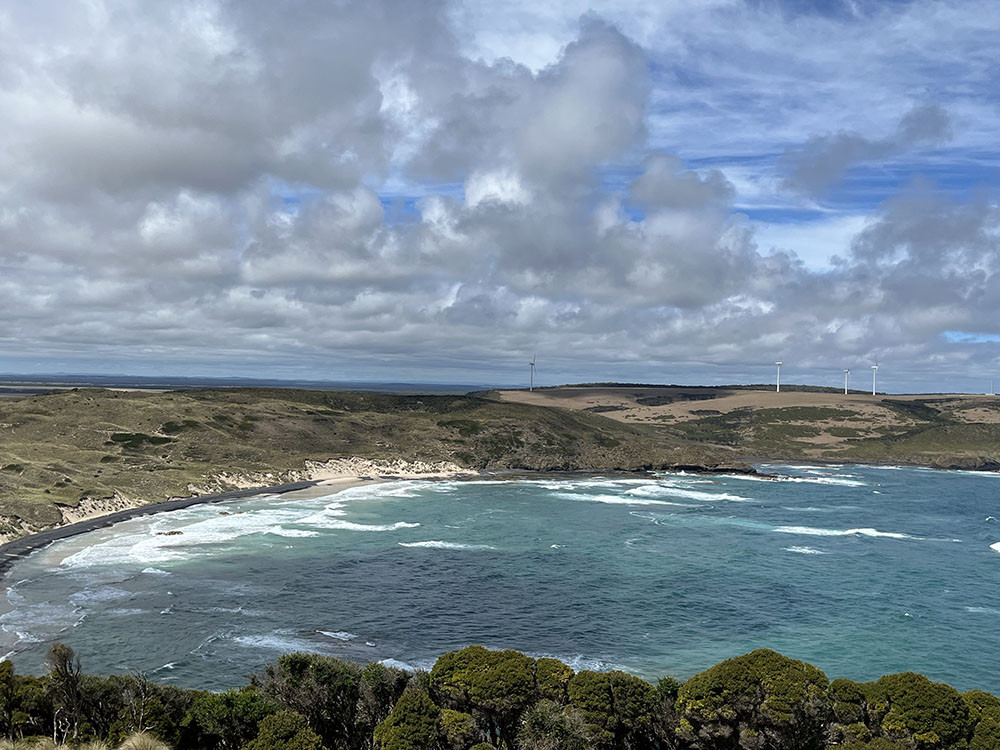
(0, 478), (337, 580)
(0, 457), (472, 578)
(0, 467), (624, 579)
(2, 457), (994, 580)
(0, 464), (686, 579)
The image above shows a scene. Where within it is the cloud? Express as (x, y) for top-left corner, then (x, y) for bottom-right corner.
(0, 0), (997, 392)
(781, 103), (952, 196)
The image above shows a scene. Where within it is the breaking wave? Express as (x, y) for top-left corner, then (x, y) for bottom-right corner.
(397, 541), (497, 550)
(784, 546), (827, 555)
(775, 526), (921, 540)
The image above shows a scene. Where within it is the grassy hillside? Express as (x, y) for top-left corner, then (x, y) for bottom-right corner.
(0, 388), (746, 535)
(499, 386), (1000, 470)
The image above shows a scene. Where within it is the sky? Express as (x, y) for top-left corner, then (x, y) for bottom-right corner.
(0, 0), (998, 392)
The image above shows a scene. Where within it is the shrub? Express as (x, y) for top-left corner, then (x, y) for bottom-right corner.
(373, 690), (440, 750)
(242, 711), (322, 750)
(257, 652), (362, 749)
(430, 646), (535, 748)
(536, 659), (574, 704)
(516, 700), (590, 750)
(866, 672), (971, 748)
(676, 649), (830, 750)
(439, 709), (480, 749)
(117, 733), (169, 750)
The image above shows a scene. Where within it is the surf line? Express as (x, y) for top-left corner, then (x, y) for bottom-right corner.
(0, 479), (338, 579)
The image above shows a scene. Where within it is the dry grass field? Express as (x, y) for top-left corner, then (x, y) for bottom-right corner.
(0, 387), (748, 540)
(498, 385), (1000, 467)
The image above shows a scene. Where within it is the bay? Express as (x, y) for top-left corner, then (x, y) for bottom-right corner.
(2, 464), (998, 692)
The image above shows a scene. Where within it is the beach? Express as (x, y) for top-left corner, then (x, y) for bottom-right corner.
(0, 457), (467, 578)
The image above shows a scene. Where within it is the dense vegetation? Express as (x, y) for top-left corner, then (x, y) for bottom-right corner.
(2, 644), (998, 750)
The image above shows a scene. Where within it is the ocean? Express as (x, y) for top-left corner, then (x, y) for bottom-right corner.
(2, 464), (999, 692)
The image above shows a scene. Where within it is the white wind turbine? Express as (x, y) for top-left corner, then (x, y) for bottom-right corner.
(844, 369), (850, 395)
(871, 361), (878, 396)
(775, 361), (782, 393)
(529, 354), (536, 392)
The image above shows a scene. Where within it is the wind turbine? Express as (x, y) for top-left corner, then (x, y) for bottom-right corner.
(844, 369), (850, 395)
(871, 361), (878, 396)
(775, 361), (782, 393)
(529, 354), (536, 392)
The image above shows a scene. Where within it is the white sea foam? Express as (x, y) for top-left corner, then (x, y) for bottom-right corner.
(397, 541), (497, 550)
(793, 476), (867, 487)
(623, 483), (749, 502)
(108, 608), (145, 616)
(0, 602), (85, 644)
(233, 633), (329, 653)
(784, 546), (827, 555)
(951, 470), (1000, 478)
(300, 518), (420, 532)
(530, 478), (644, 491)
(141, 567), (171, 576)
(59, 508), (309, 568)
(69, 586), (131, 605)
(551, 491), (694, 507)
(318, 630), (358, 641)
(780, 475), (867, 487)
(990, 541), (1000, 554)
(965, 606), (1000, 614)
(775, 525), (921, 540)
(195, 606), (254, 615)
(266, 526), (320, 538)
(723, 472), (865, 487)
(628, 511), (671, 525)
(325, 481), (426, 502)
(761, 464), (843, 472)
(528, 652), (626, 672)
(379, 658), (429, 672)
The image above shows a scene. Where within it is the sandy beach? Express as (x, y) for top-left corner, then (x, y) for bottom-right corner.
(0, 457), (468, 579)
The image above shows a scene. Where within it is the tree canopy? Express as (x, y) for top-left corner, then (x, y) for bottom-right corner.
(0, 643), (995, 750)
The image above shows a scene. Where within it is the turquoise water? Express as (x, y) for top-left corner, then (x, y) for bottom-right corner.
(2, 465), (999, 692)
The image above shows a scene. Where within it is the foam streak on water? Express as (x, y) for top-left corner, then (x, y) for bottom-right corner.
(2, 465), (1000, 694)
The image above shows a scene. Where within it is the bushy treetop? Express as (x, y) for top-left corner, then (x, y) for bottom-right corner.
(373, 690), (440, 750)
(430, 646), (536, 717)
(677, 648), (829, 725)
(866, 672), (972, 748)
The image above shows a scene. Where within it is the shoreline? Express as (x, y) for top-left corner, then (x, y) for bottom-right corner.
(2, 458), (995, 580)
(0, 476), (386, 580)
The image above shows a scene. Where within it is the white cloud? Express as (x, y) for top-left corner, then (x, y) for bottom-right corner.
(0, 0), (997, 392)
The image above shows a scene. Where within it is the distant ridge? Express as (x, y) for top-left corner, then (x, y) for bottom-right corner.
(0, 374), (495, 395)
(535, 382), (877, 394)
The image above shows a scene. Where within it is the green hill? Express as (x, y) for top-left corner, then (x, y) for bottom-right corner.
(0, 388), (747, 537)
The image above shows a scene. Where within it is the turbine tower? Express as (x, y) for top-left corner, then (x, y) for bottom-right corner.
(775, 361), (782, 393)
(844, 369), (850, 395)
(871, 362), (878, 396)
(529, 354), (536, 392)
